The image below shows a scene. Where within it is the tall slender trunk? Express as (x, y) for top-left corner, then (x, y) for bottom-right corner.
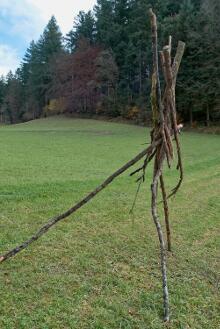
(139, 50), (142, 96)
(206, 104), (210, 127)
(189, 107), (193, 127)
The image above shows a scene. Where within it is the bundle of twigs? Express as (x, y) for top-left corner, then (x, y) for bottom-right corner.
(130, 9), (185, 321)
(0, 9), (185, 323)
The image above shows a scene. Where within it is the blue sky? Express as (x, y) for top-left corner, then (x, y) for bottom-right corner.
(0, 0), (95, 76)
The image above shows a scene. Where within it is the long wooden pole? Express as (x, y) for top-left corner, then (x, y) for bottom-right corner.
(0, 143), (160, 264)
(149, 8), (170, 322)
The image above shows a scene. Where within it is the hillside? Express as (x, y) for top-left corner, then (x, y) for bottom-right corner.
(0, 117), (219, 328)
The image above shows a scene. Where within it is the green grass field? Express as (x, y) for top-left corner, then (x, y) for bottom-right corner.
(0, 117), (219, 329)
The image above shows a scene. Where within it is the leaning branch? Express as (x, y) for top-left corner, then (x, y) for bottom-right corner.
(0, 144), (160, 264)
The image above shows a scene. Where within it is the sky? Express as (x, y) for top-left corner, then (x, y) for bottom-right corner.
(0, 0), (95, 76)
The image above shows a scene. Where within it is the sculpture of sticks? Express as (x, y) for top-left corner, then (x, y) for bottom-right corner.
(0, 9), (185, 322)
(139, 9), (185, 321)
(130, 9), (185, 321)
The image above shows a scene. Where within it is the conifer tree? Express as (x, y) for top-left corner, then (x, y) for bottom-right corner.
(66, 11), (96, 52)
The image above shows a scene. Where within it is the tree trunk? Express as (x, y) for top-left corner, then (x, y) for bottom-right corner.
(189, 107), (193, 127)
(139, 50), (142, 95)
(206, 104), (210, 127)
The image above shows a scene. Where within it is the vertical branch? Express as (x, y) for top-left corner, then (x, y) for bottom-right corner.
(149, 8), (164, 127)
(172, 41), (185, 88)
(149, 8), (170, 322)
(168, 36), (172, 55)
(151, 155), (169, 322)
(160, 174), (171, 251)
(163, 44), (185, 198)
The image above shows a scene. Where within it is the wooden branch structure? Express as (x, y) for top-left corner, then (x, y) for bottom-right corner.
(0, 9), (185, 323)
(0, 143), (158, 263)
(148, 9), (185, 321)
(130, 9), (185, 321)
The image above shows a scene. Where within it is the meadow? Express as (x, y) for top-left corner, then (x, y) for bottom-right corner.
(0, 117), (219, 329)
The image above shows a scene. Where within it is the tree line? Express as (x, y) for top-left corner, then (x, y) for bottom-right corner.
(0, 0), (219, 126)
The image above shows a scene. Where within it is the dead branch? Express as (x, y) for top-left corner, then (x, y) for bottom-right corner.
(129, 179), (142, 214)
(0, 145), (156, 264)
(172, 41), (186, 87)
(151, 161), (169, 322)
(160, 175), (171, 251)
(165, 41), (185, 200)
(149, 8), (164, 124)
(148, 8), (171, 322)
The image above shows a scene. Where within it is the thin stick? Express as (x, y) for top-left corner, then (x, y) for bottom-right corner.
(160, 174), (171, 251)
(0, 146), (155, 264)
(149, 8), (164, 125)
(129, 179), (142, 214)
(151, 152), (169, 322)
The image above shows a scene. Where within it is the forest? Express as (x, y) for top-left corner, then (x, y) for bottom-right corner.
(0, 0), (219, 126)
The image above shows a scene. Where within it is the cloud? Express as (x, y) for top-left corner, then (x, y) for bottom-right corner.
(0, 44), (20, 75)
(0, 0), (44, 75)
(0, 0), (96, 75)
(0, 0), (44, 41)
(27, 0), (96, 34)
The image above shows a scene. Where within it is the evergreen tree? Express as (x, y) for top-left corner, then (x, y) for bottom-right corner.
(20, 16), (64, 118)
(40, 16), (63, 61)
(0, 76), (6, 122)
(95, 49), (119, 115)
(126, 0), (151, 96)
(94, 0), (115, 48)
(2, 0), (220, 124)
(199, 0), (220, 123)
(66, 11), (96, 52)
(3, 71), (23, 123)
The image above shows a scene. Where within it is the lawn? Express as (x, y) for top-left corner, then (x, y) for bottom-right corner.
(0, 116), (219, 329)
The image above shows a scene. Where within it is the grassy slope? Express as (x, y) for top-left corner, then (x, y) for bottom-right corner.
(0, 117), (219, 329)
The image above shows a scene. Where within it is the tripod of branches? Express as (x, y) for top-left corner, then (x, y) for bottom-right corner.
(0, 9), (185, 322)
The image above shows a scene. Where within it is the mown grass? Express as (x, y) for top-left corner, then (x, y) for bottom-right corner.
(0, 116), (219, 329)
